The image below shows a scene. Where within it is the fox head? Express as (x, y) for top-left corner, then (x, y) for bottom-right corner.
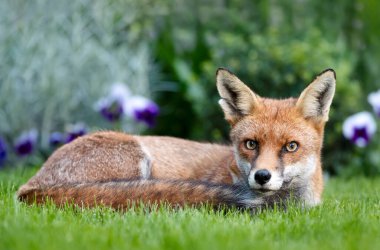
(216, 68), (335, 197)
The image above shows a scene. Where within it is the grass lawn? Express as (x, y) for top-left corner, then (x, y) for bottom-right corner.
(0, 168), (379, 250)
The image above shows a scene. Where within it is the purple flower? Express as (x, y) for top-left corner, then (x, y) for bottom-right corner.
(343, 112), (377, 147)
(368, 89), (380, 117)
(124, 96), (159, 128)
(96, 98), (124, 122)
(0, 137), (7, 167)
(49, 132), (64, 147)
(14, 130), (38, 156)
(95, 83), (130, 122)
(96, 82), (159, 127)
(66, 123), (87, 143)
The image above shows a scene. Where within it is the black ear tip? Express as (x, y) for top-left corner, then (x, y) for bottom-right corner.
(319, 68), (336, 79)
(216, 67), (234, 76)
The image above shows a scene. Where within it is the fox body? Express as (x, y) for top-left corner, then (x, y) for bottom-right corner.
(18, 68), (336, 210)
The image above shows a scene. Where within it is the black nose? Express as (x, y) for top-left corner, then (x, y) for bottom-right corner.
(254, 169), (272, 185)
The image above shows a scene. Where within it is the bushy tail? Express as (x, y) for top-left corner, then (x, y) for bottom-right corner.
(17, 179), (267, 210)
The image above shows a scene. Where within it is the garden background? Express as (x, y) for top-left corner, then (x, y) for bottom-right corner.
(1, 0), (380, 176)
(1, 1), (380, 250)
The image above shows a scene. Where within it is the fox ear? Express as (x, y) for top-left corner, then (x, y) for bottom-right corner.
(296, 69), (336, 122)
(216, 68), (260, 124)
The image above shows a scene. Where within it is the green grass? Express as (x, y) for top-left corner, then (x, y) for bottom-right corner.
(0, 168), (379, 250)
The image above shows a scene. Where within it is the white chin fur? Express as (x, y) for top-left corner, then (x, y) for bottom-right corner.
(248, 170), (283, 191)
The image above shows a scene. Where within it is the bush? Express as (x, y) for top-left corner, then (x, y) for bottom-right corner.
(0, 0), (157, 167)
(149, 0), (380, 175)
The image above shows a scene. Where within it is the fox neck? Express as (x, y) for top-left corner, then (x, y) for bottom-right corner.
(283, 156), (323, 207)
(304, 160), (323, 206)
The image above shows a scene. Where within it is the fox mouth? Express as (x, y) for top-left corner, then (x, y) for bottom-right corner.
(252, 187), (278, 195)
(255, 188), (274, 193)
(281, 179), (294, 188)
(252, 179), (293, 193)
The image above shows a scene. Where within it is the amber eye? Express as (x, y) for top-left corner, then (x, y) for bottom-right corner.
(285, 141), (298, 152)
(245, 140), (258, 150)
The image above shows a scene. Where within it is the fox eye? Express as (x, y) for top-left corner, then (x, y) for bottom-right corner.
(245, 140), (258, 150)
(285, 141), (298, 152)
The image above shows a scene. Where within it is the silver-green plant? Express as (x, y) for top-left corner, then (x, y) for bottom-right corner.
(0, 0), (158, 166)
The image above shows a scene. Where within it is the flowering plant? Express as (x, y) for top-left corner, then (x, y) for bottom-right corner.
(0, 81), (159, 169)
(0, 138), (7, 168)
(0, 0), (159, 169)
(95, 83), (159, 128)
(343, 112), (377, 148)
(343, 90), (380, 147)
(368, 90), (380, 117)
(339, 89), (380, 175)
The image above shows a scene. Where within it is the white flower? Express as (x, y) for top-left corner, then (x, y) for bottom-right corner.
(368, 89), (380, 117)
(343, 111), (377, 147)
(109, 82), (131, 102)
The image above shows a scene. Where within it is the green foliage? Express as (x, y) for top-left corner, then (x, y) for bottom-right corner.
(1, 168), (380, 250)
(1, 0), (380, 175)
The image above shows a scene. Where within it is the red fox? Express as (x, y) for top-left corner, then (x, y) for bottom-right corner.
(17, 68), (336, 211)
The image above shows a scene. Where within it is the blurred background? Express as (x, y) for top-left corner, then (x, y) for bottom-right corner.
(0, 0), (380, 177)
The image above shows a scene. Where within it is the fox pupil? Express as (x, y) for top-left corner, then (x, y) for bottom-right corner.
(245, 140), (257, 150)
(285, 141), (298, 152)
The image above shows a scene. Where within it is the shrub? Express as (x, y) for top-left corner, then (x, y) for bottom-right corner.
(149, 0), (379, 175)
(0, 0), (158, 167)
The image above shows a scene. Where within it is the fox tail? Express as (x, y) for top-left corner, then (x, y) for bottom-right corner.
(17, 179), (275, 210)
